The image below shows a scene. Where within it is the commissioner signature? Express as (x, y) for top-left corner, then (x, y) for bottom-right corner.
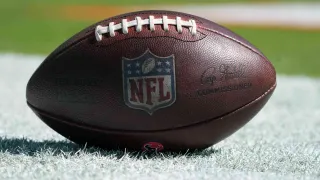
(200, 63), (247, 85)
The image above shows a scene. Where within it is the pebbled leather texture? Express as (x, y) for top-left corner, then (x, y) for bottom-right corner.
(26, 10), (276, 150)
(28, 84), (276, 151)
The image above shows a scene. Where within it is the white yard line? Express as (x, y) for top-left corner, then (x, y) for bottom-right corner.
(153, 2), (320, 29)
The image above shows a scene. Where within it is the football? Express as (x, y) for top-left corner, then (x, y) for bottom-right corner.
(26, 10), (276, 151)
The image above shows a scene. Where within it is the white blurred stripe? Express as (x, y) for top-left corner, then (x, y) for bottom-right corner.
(156, 3), (320, 29)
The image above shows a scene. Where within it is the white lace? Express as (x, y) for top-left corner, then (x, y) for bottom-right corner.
(95, 15), (197, 41)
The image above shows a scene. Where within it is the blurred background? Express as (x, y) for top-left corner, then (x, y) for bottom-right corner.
(1, 0), (319, 76)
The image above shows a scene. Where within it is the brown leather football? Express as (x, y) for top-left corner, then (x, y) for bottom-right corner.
(26, 10), (276, 152)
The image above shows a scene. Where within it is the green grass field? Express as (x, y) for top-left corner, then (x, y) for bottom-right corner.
(1, 0), (319, 76)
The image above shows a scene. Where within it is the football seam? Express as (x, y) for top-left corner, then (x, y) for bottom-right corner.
(199, 26), (272, 65)
(47, 11), (206, 60)
(27, 83), (276, 134)
(94, 34), (207, 48)
(49, 25), (207, 60)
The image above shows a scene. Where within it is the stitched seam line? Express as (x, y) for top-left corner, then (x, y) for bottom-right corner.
(199, 26), (269, 61)
(49, 11), (204, 60)
(27, 83), (276, 134)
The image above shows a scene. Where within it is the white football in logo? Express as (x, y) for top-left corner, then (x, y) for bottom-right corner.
(142, 58), (156, 74)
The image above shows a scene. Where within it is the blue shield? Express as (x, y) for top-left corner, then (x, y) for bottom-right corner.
(122, 50), (176, 115)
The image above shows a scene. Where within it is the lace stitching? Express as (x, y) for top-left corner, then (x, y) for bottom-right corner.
(95, 15), (197, 41)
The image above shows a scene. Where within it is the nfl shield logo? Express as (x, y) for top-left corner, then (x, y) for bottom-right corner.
(122, 50), (176, 115)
